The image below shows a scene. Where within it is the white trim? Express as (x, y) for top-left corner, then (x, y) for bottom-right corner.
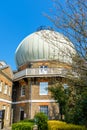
(0, 98), (12, 103)
(26, 69), (27, 75)
(12, 99), (55, 104)
(20, 107), (24, 121)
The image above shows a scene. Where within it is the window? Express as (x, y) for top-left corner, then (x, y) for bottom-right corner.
(2, 105), (6, 110)
(8, 86), (11, 96)
(4, 84), (8, 94)
(39, 66), (48, 74)
(0, 81), (2, 92)
(2, 105), (6, 118)
(63, 84), (69, 89)
(63, 84), (69, 94)
(21, 86), (25, 96)
(20, 107), (24, 120)
(40, 82), (48, 95)
(40, 106), (48, 115)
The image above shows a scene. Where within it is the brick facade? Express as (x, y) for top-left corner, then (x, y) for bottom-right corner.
(0, 62), (13, 127)
(0, 30), (75, 125)
(12, 61), (69, 122)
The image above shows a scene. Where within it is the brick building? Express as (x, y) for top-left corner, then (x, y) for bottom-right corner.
(12, 29), (75, 122)
(0, 61), (13, 127)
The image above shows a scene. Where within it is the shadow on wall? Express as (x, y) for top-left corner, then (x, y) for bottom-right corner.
(49, 103), (60, 120)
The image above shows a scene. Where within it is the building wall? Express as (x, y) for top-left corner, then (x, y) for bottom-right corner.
(13, 102), (30, 122)
(13, 77), (62, 122)
(13, 59), (71, 122)
(0, 67), (13, 127)
(19, 60), (71, 71)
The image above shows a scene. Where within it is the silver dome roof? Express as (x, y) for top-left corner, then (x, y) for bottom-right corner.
(15, 30), (75, 68)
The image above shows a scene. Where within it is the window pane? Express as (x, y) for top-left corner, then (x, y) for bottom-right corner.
(4, 84), (8, 94)
(21, 86), (25, 96)
(2, 105), (6, 110)
(63, 84), (68, 89)
(40, 106), (48, 115)
(40, 82), (48, 95)
(39, 66), (48, 74)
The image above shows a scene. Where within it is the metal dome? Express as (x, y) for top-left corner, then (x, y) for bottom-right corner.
(15, 30), (75, 68)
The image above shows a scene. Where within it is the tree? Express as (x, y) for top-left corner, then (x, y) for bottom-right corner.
(34, 112), (48, 130)
(44, 0), (87, 126)
(45, 0), (87, 62)
(73, 88), (87, 126)
(48, 81), (69, 120)
(48, 76), (87, 126)
(35, 0), (87, 126)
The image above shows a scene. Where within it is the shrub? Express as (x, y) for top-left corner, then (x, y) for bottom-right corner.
(34, 112), (48, 130)
(12, 121), (34, 130)
(48, 120), (86, 130)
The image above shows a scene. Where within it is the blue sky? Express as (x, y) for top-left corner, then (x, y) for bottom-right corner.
(0, 0), (53, 70)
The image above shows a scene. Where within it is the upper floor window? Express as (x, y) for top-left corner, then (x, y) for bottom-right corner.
(4, 84), (8, 94)
(21, 86), (26, 96)
(0, 81), (2, 92)
(39, 82), (48, 95)
(63, 84), (69, 89)
(8, 86), (11, 96)
(39, 66), (48, 74)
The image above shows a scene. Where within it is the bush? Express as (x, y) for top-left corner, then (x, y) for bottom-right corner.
(12, 121), (34, 130)
(48, 120), (86, 130)
(34, 112), (48, 130)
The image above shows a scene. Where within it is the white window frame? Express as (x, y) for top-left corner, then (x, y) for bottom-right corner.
(39, 82), (48, 95)
(63, 84), (69, 89)
(2, 105), (6, 110)
(39, 66), (48, 74)
(40, 106), (48, 115)
(19, 107), (24, 120)
(8, 86), (11, 96)
(4, 84), (8, 94)
(2, 105), (6, 118)
(21, 86), (25, 96)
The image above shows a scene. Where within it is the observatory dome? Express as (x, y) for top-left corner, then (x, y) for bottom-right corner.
(15, 30), (75, 68)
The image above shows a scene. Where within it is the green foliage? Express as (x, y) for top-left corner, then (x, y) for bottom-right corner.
(73, 89), (87, 126)
(48, 79), (87, 127)
(34, 112), (48, 130)
(49, 82), (68, 104)
(12, 121), (34, 130)
(48, 82), (69, 120)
